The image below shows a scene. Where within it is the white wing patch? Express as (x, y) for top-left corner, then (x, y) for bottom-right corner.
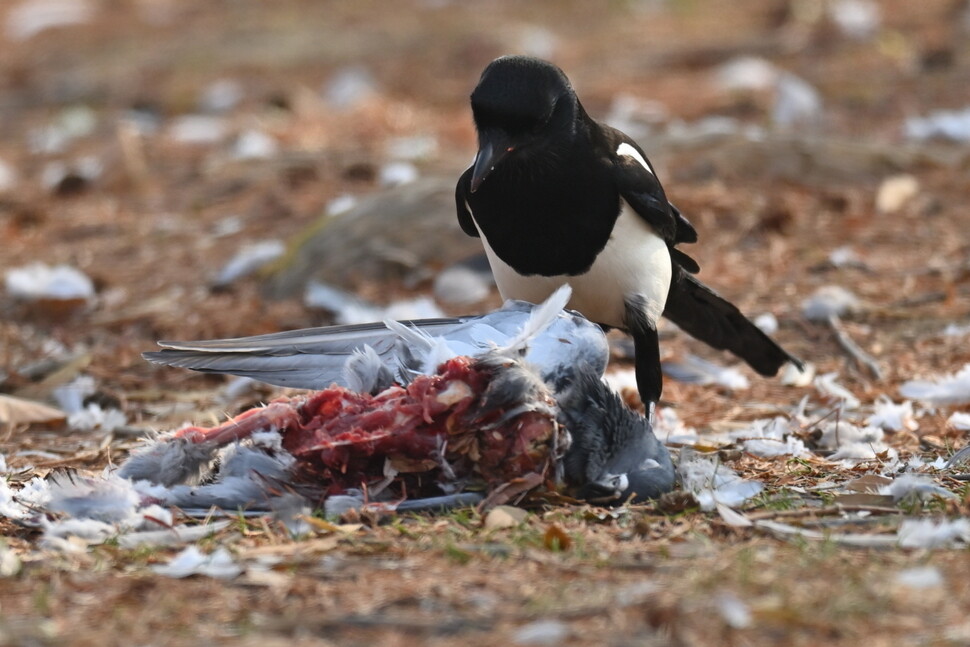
(616, 142), (653, 175)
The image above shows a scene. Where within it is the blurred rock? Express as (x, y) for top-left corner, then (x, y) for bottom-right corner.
(262, 179), (482, 298)
(876, 174), (920, 214)
(6, 0), (94, 41)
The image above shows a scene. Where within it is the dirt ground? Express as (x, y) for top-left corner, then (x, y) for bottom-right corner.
(2, 1), (970, 645)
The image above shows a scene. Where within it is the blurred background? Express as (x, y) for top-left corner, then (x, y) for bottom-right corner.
(1, 0), (969, 426)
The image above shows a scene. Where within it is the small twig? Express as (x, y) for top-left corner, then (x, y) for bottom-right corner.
(746, 503), (902, 522)
(827, 314), (883, 379)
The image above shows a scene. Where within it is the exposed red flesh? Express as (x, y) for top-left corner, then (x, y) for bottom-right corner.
(172, 356), (558, 499)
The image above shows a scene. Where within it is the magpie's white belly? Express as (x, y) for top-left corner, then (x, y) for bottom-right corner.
(472, 202), (672, 330)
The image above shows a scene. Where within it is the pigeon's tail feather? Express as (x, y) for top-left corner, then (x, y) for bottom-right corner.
(663, 272), (802, 376)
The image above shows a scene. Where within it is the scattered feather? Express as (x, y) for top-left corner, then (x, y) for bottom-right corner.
(880, 474), (955, 503)
(433, 264), (492, 305)
(323, 66), (378, 109)
(198, 78), (243, 113)
(662, 354), (749, 390)
(780, 361), (814, 386)
(167, 115), (229, 144)
(715, 56), (778, 92)
(117, 521), (231, 549)
(0, 157), (18, 192)
(679, 449), (763, 511)
(231, 129), (279, 160)
(753, 312), (777, 335)
(379, 161), (419, 187)
(899, 364), (970, 406)
(304, 281), (444, 325)
(513, 619), (571, 646)
(866, 395), (918, 432)
(942, 323), (970, 337)
(5, 263), (94, 301)
(829, 0), (881, 39)
(814, 372), (861, 409)
(772, 72), (822, 129)
(897, 518), (970, 549)
(947, 412), (970, 431)
(905, 107), (970, 143)
(715, 591), (752, 629)
(212, 239), (286, 287)
(385, 135), (438, 161)
(802, 286), (860, 321)
(326, 194), (358, 217)
(894, 566), (944, 590)
(67, 403), (127, 433)
(151, 546), (242, 579)
(6, 0), (94, 41)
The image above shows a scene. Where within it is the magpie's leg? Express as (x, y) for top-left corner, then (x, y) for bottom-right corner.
(624, 295), (663, 422)
(632, 326), (662, 421)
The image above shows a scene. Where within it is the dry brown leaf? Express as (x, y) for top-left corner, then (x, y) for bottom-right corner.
(0, 394), (65, 427)
(543, 523), (572, 552)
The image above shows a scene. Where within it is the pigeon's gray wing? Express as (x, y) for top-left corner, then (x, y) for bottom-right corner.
(144, 318), (472, 390)
(144, 295), (610, 393)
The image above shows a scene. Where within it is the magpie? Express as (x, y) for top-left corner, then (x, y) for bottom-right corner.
(456, 55), (801, 412)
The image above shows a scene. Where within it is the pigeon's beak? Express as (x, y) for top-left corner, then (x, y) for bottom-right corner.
(470, 131), (515, 193)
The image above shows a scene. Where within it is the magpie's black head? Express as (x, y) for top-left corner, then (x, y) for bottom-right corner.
(468, 56), (579, 192)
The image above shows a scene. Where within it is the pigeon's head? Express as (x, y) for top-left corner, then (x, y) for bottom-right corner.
(468, 55), (578, 192)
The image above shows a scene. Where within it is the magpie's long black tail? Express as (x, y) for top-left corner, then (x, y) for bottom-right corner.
(662, 270), (802, 376)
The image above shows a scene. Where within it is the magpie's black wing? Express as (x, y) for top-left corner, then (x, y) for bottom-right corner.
(605, 129), (699, 274)
(663, 266), (803, 376)
(455, 166), (479, 238)
(605, 128), (697, 245)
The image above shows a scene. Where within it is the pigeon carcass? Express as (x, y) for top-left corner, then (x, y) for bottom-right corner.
(130, 287), (674, 514)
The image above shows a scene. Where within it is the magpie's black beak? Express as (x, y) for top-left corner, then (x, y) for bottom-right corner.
(470, 131), (515, 193)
